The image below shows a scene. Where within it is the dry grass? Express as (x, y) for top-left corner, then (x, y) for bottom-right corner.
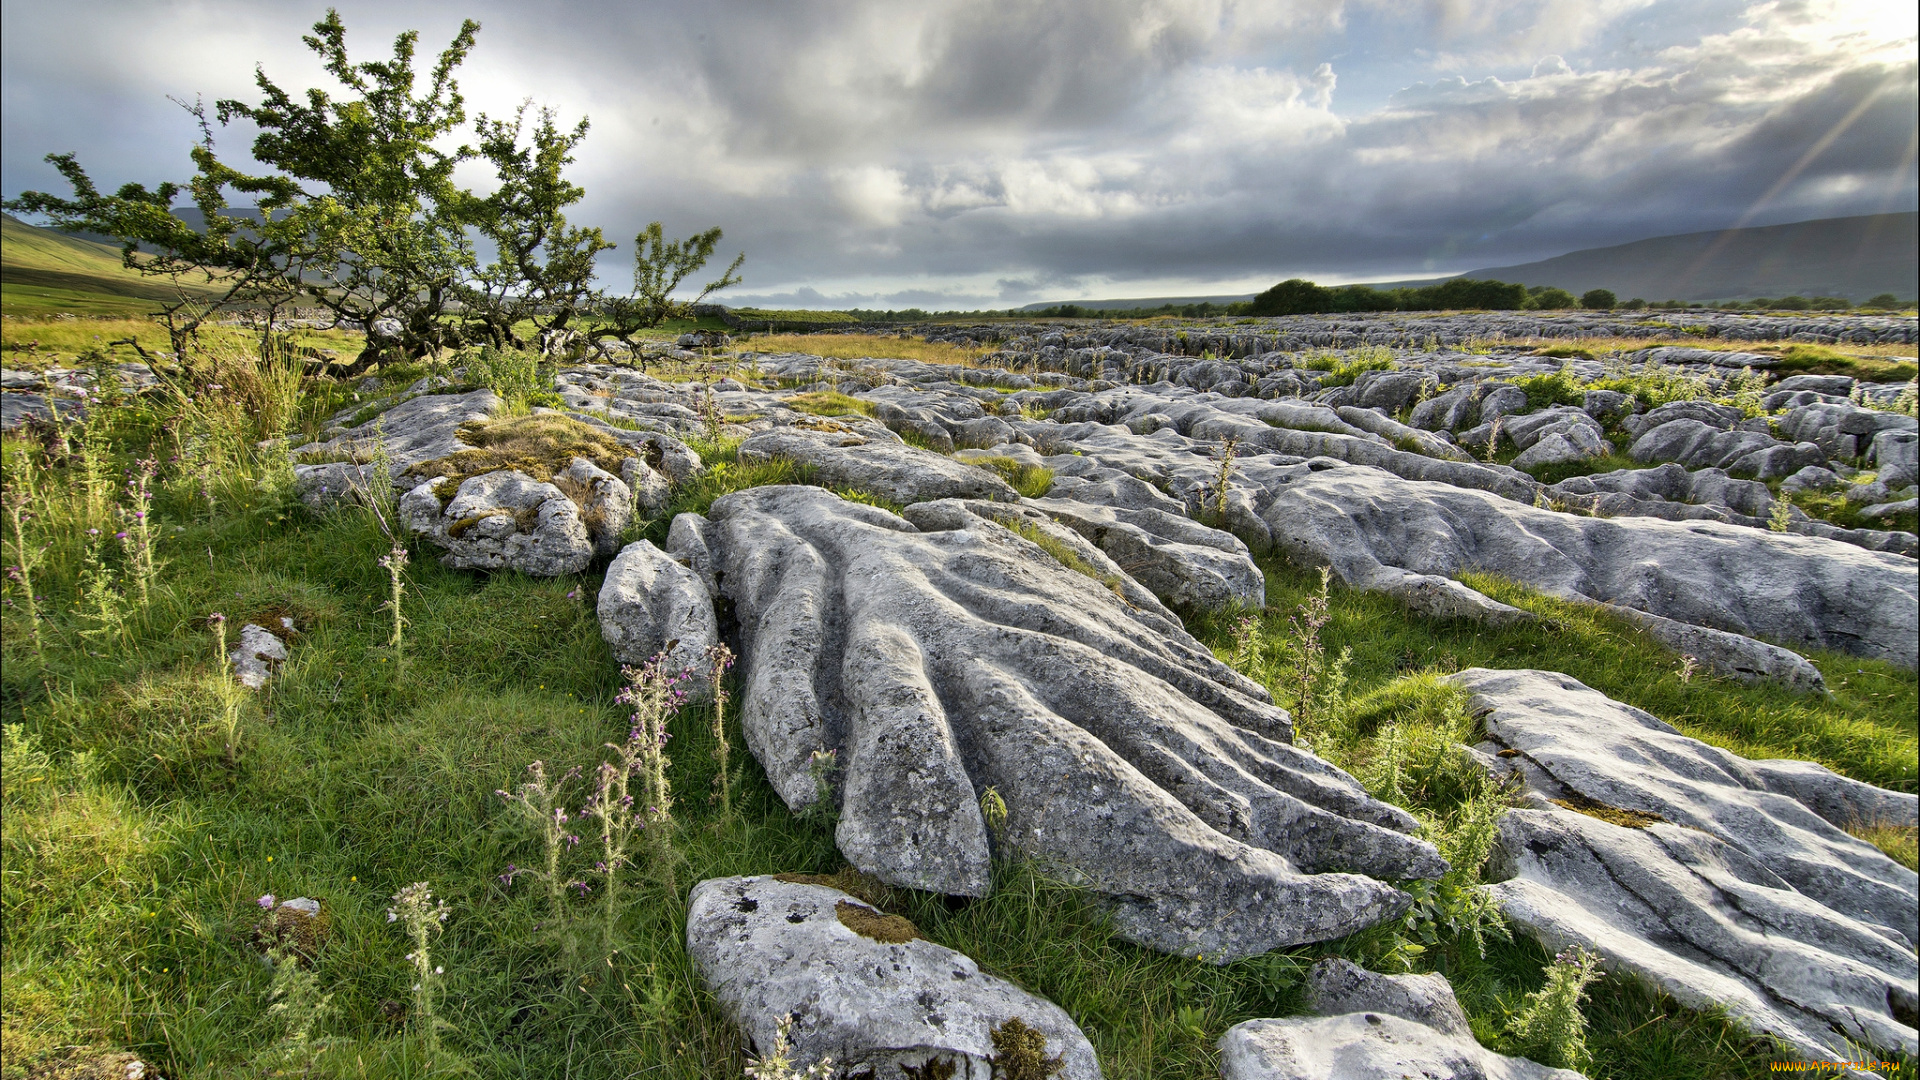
(408, 413), (633, 488)
(737, 332), (991, 366)
(1502, 333), (1920, 363)
(1847, 820), (1919, 871)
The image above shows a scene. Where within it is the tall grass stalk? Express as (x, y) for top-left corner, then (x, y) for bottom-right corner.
(119, 457), (157, 607)
(599, 655), (689, 948)
(2, 453), (48, 657)
(387, 882), (452, 1054)
(497, 761), (585, 934)
(705, 643), (736, 820)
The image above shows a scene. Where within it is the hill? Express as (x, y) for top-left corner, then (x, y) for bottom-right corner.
(0, 212), (223, 316)
(1454, 213), (1917, 303)
(1014, 214), (1918, 311)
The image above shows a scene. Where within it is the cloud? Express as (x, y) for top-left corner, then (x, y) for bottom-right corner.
(3, 0), (1913, 304)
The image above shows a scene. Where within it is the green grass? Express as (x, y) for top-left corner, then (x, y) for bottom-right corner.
(5, 371), (1916, 1079)
(1771, 345), (1919, 383)
(966, 456), (1055, 498)
(783, 390), (876, 417)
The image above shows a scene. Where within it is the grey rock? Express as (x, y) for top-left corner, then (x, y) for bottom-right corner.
(1779, 465), (1843, 493)
(1478, 384), (1530, 424)
(1581, 389), (1633, 425)
(230, 623), (289, 690)
(399, 470), (595, 576)
(1859, 497), (1918, 520)
(1869, 429), (1918, 489)
(1628, 418), (1812, 477)
(0, 391), (77, 430)
(1014, 496), (1267, 610)
(597, 541), (717, 689)
(1257, 464), (1918, 668)
(1599, 605), (1826, 691)
(1219, 1012), (1585, 1080)
(1454, 667), (1916, 941)
(0, 368), (42, 390)
(688, 876), (1101, 1079)
(1773, 374), (1856, 396)
(554, 457), (634, 559)
(738, 426), (1019, 504)
(1336, 405), (1470, 460)
(1350, 369), (1438, 413)
(1621, 400), (1743, 440)
(1489, 808), (1917, 1065)
(297, 389), (502, 473)
(1302, 958), (1474, 1039)
(1511, 432), (1588, 471)
(703, 485), (1442, 959)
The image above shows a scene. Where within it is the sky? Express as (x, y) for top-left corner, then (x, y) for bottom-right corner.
(3, 0), (1916, 308)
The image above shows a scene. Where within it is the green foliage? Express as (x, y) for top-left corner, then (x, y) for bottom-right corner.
(783, 390), (876, 417)
(1579, 289), (1617, 311)
(1527, 286), (1577, 310)
(460, 345), (556, 412)
(593, 222), (744, 346)
(1250, 277), (1532, 315)
(1305, 346), (1395, 387)
(1505, 947), (1604, 1070)
(1771, 345), (1919, 382)
(967, 456), (1055, 498)
(1511, 367), (1584, 410)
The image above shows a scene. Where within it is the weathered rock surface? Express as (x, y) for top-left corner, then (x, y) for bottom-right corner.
(1451, 669), (1919, 1064)
(597, 541), (717, 685)
(1220, 958), (1584, 1080)
(738, 425), (1020, 504)
(1011, 496), (1266, 610)
(697, 485), (1443, 959)
(688, 875), (1101, 1080)
(399, 469), (596, 576)
(230, 623), (290, 690)
(1259, 465), (1918, 668)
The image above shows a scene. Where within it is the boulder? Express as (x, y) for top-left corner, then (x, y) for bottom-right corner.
(230, 623), (290, 690)
(1454, 667), (1917, 939)
(1259, 464), (1918, 668)
(687, 876), (1101, 1080)
(553, 457), (634, 559)
(700, 486), (1443, 959)
(1488, 808), (1917, 1066)
(738, 426), (1019, 504)
(1008, 496), (1267, 611)
(1220, 959), (1583, 1080)
(399, 470), (596, 576)
(597, 541), (717, 689)
(1870, 429), (1918, 489)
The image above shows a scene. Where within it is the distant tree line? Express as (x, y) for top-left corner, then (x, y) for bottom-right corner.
(4, 10), (742, 374)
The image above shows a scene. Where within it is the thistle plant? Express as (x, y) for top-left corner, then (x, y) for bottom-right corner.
(1210, 435), (1240, 526)
(210, 613), (244, 762)
(705, 643), (737, 819)
(800, 748), (840, 821)
(598, 655), (689, 944)
(75, 527), (127, 644)
(2, 456), (48, 657)
(1285, 567), (1349, 744)
(1507, 946), (1603, 1070)
(77, 409), (115, 527)
(386, 882), (451, 1052)
(701, 382), (725, 442)
(1768, 496), (1794, 533)
(1228, 613), (1263, 677)
(745, 1014), (836, 1080)
(261, 945), (338, 1070)
(120, 457), (158, 607)
(379, 543), (410, 651)
(496, 760), (585, 929)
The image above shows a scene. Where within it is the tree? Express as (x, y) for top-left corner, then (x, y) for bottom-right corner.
(1528, 286), (1577, 310)
(591, 222), (744, 348)
(217, 11), (482, 372)
(1249, 279), (1331, 316)
(1579, 288), (1617, 311)
(459, 104), (614, 353)
(1865, 293), (1901, 309)
(8, 10), (745, 374)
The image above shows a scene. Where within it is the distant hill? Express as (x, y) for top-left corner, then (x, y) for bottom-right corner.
(1, 212), (230, 316)
(1452, 213), (1917, 303)
(1015, 293), (1253, 312)
(1017, 213), (1918, 312)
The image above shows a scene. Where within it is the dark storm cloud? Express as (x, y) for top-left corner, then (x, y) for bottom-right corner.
(4, 0), (1913, 306)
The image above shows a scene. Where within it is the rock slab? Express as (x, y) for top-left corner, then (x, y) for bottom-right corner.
(688, 875), (1101, 1079)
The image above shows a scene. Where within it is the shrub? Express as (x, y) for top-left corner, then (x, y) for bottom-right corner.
(1579, 289), (1617, 311)
(1528, 286), (1577, 310)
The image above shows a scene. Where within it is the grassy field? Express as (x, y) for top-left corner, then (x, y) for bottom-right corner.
(3, 322), (1916, 1077)
(0, 214), (230, 319)
(4, 381), (1915, 1079)
(737, 331), (991, 365)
